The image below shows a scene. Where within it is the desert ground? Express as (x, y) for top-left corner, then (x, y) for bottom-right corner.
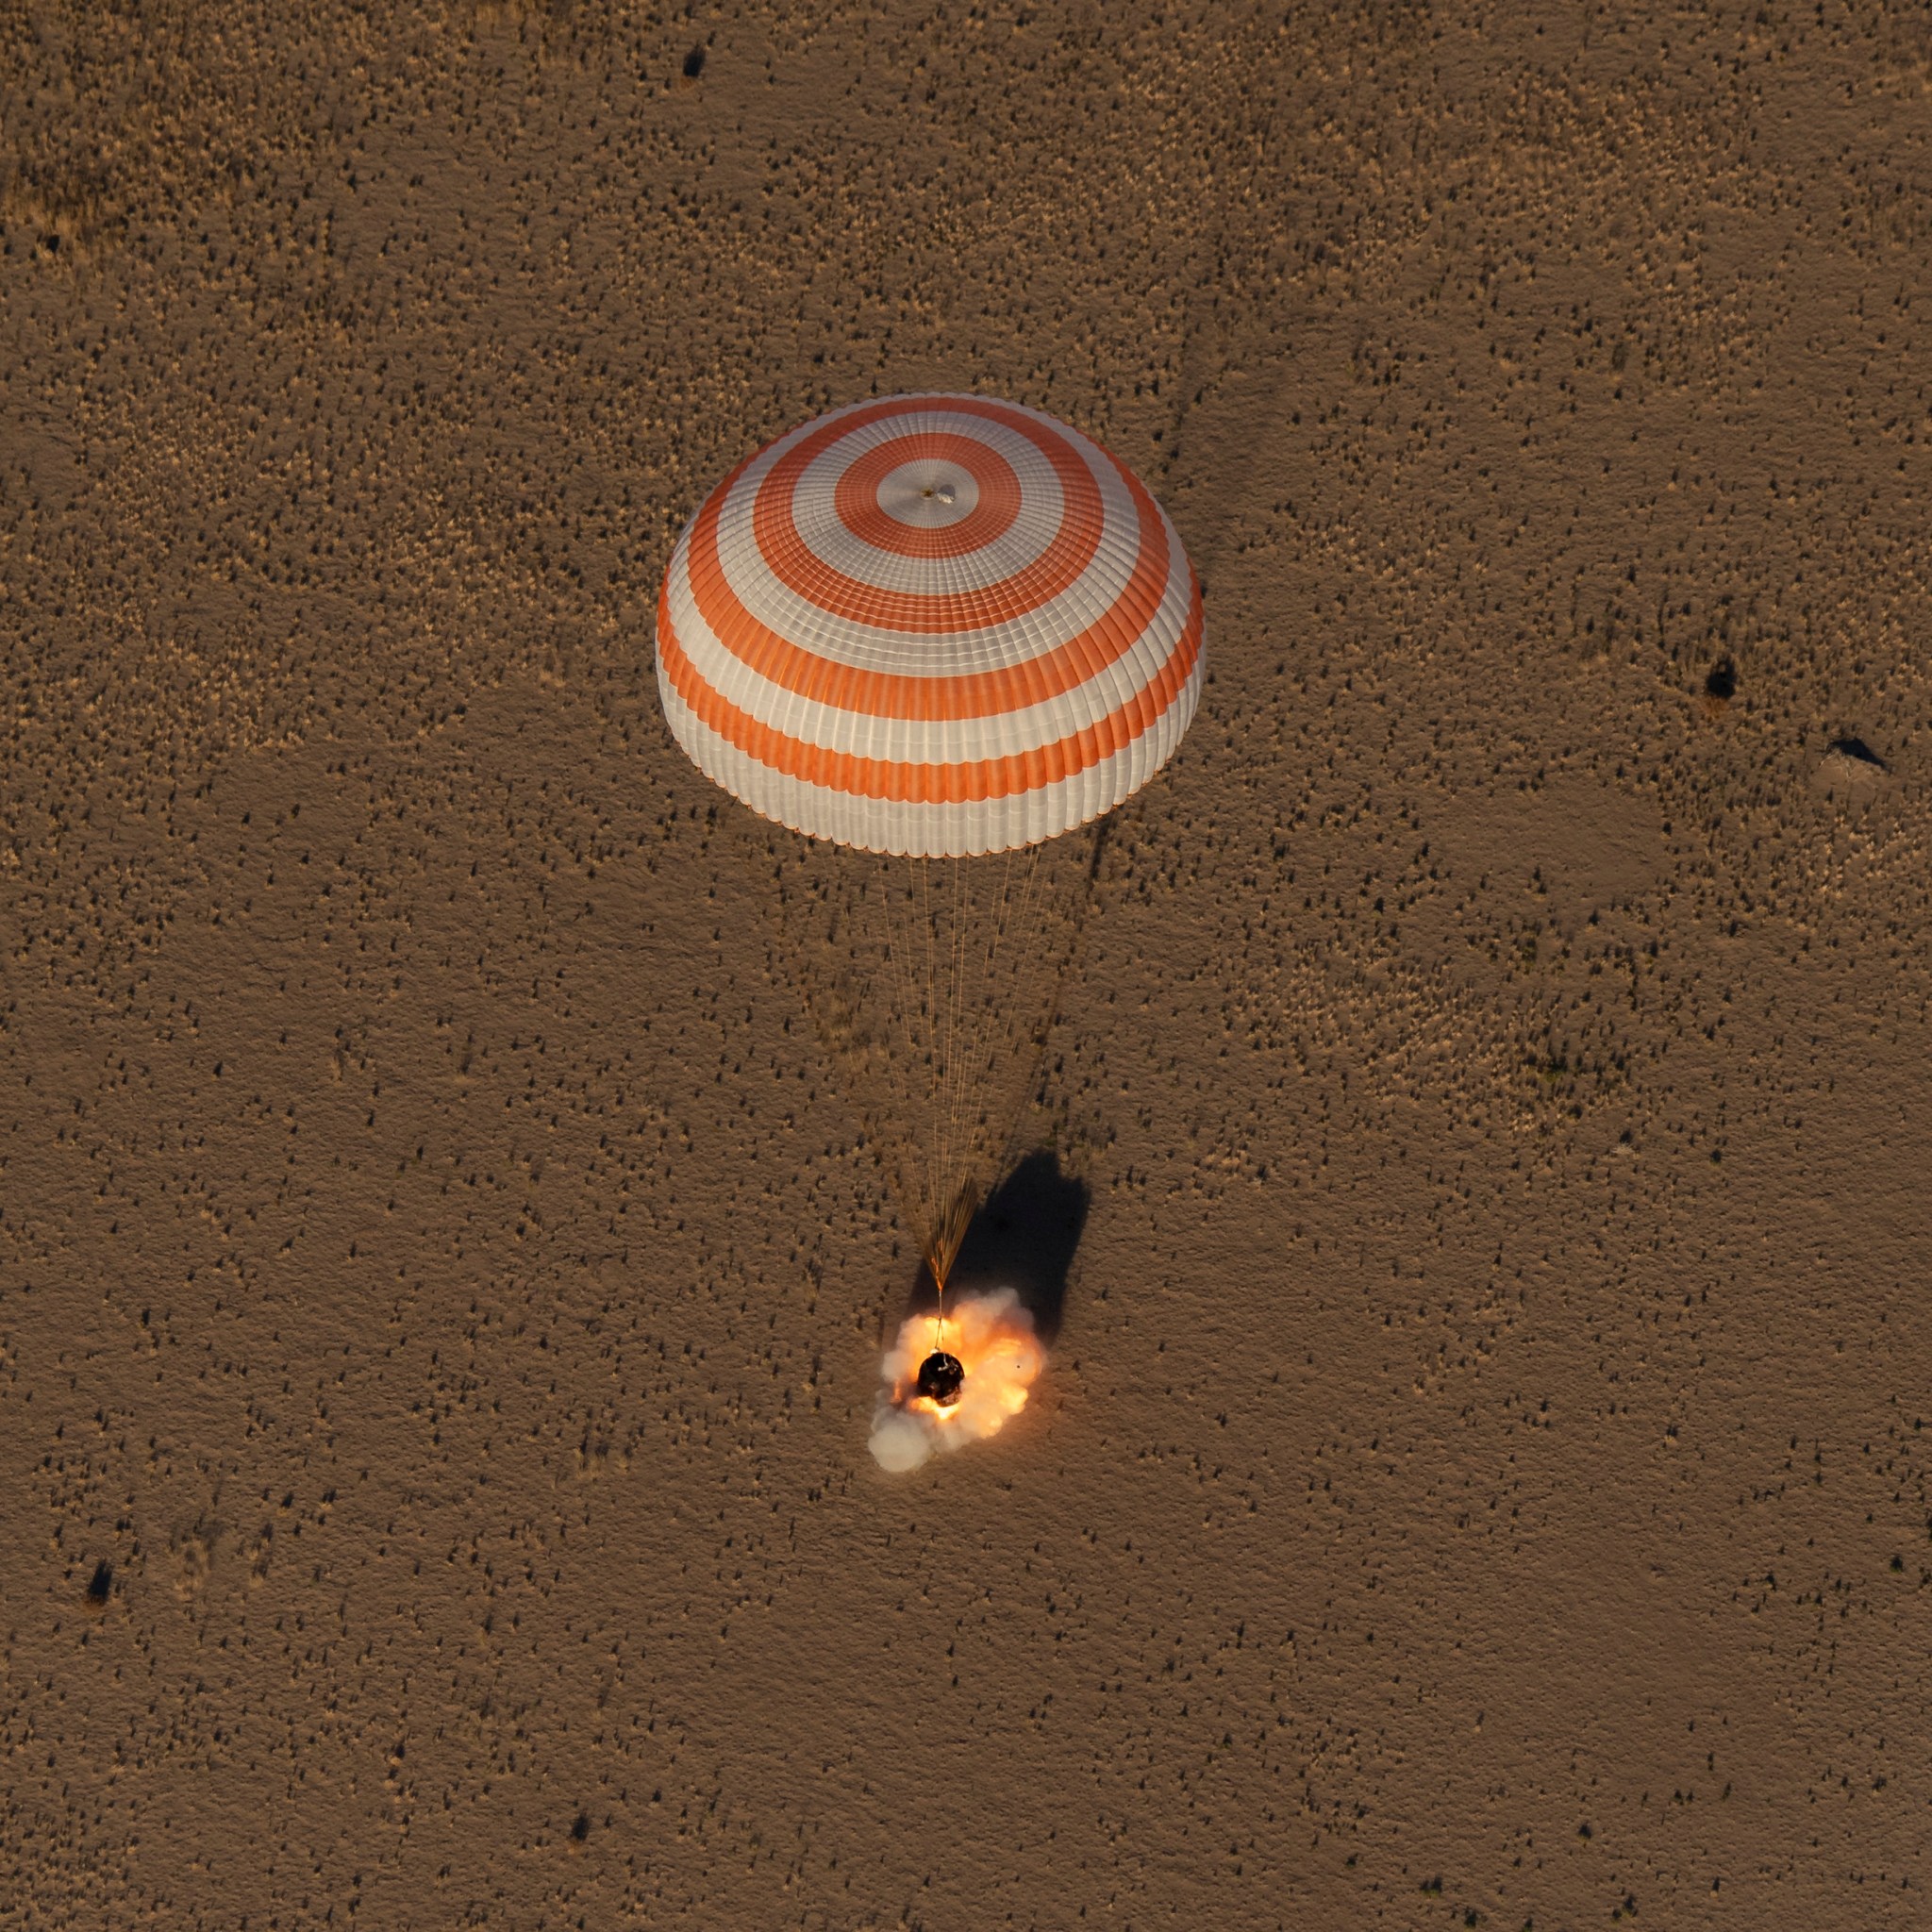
(4, 2), (1930, 1924)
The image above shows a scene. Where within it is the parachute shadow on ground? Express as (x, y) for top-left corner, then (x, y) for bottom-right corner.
(905, 1151), (1089, 1346)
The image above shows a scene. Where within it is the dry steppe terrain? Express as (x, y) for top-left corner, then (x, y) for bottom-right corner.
(4, 2), (1930, 1924)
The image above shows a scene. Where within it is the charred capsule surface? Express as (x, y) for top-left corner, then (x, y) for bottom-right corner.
(915, 1350), (965, 1407)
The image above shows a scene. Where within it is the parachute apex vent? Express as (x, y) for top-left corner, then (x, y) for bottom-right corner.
(915, 1350), (965, 1407)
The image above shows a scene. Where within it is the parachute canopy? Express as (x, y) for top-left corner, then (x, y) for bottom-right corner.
(656, 393), (1205, 858)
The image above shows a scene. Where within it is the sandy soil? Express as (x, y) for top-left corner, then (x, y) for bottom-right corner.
(5, 3), (1930, 1925)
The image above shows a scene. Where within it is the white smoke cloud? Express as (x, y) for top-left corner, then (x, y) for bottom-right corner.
(867, 1286), (1045, 1474)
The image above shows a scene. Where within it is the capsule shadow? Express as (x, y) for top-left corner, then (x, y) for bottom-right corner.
(908, 1150), (1090, 1344)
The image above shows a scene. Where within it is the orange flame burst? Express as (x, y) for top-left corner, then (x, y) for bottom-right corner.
(869, 1288), (1045, 1472)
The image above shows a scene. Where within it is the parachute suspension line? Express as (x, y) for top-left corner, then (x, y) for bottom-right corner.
(943, 853), (971, 1237)
(928, 855), (964, 1355)
(866, 850), (974, 1347)
(931, 860), (949, 1241)
(847, 830), (1088, 1364)
(919, 855), (941, 1283)
(1011, 843), (1055, 1131)
(991, 841), (1049, 1119)
(959, 842), (1022, 1184)
(958, 847), (1011, 1170)
(940, 854), (972, 1302)
(867, 851), (945, 1348)
(939, 858), (956, 1348)
(874, 852), (924, 1221)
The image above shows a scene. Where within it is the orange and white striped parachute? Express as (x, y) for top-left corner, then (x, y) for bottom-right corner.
(656, 394), (1204, 858)
(656, 394), (1203, 1294)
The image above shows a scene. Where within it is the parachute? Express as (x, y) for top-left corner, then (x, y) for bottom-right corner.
(656, 393), (1203, 1307)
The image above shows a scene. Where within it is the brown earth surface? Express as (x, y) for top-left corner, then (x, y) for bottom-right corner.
(5, 2), (1931, 1925)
